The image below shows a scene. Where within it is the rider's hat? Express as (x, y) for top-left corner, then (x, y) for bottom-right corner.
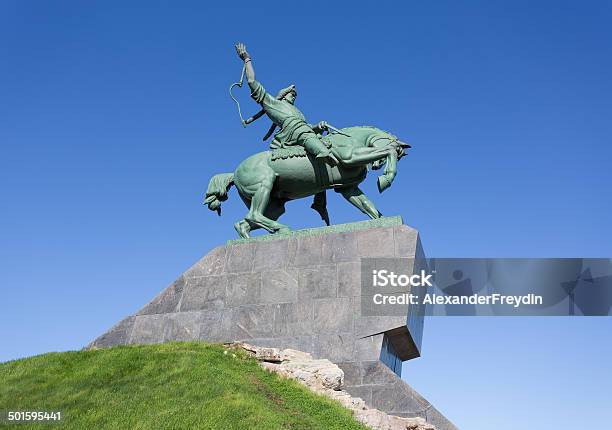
(276, 84), (297, 100)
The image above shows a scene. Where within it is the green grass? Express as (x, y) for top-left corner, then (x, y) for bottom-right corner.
(0, 342), (368, 430)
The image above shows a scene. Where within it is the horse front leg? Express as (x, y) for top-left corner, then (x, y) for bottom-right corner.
(336, 186), (382, 219)
(334, 145), (394, 167)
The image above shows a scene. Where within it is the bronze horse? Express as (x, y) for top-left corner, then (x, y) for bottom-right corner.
(204, 126), (409, 238)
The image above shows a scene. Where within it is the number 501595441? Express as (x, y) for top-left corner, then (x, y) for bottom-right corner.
(6, 411), (61, 421)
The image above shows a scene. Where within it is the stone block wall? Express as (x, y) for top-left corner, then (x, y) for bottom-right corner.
(90, 218), (457, 429)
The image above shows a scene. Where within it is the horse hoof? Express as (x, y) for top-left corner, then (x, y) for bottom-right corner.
(234, 222), (250, 239)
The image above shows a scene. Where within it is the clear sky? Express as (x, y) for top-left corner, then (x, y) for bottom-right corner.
(1, 1), (611, 429)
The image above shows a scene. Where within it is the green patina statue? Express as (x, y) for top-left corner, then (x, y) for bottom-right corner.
(204, 43), (411, 239)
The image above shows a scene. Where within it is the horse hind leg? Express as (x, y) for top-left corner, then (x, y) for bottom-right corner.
(264, 197), (287, 226)
(245, 176), (290, 234)
(235, 197), (287, 239)
(234, 193), (252, 239)
(234, 220), (251, 239)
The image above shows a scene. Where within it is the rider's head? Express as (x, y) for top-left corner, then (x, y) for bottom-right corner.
(277, 85), (297, 104)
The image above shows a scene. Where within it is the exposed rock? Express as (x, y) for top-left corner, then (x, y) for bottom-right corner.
(230, 342), (343, 390)
(238, 343), (283, 362)
(229, 342), (436, 430)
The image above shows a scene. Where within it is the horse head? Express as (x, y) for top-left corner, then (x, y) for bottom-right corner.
(354, 127), (411, 193)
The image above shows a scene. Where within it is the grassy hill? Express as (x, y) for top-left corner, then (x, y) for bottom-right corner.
(0, 342), (368, 430)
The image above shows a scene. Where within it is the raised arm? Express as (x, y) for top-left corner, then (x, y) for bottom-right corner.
(235, 42), (276, 108)
(235, 43), (256, 85)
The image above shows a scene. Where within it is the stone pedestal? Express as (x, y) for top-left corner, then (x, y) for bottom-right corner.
(90, 217), (457, 430)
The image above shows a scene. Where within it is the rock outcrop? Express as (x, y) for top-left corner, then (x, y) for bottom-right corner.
(231, 342), (436, 430)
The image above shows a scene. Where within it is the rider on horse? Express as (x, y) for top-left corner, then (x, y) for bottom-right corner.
(235, 43), (339, 165)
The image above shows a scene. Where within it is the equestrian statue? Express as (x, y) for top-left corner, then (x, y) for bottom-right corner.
(204, 43), (411, 239)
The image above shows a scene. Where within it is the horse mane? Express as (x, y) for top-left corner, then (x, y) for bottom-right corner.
(340, 125), (398, 142)
(341, 125), (396, 136)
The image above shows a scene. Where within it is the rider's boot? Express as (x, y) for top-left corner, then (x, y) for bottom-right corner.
(317, 151), (339, 166)
(305, 137), (338, 166)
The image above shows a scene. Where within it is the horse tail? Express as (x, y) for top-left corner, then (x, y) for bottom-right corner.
(203, 173), (234, 215)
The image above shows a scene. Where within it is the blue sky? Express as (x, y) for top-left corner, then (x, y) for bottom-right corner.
(1, 1), (611, 429)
